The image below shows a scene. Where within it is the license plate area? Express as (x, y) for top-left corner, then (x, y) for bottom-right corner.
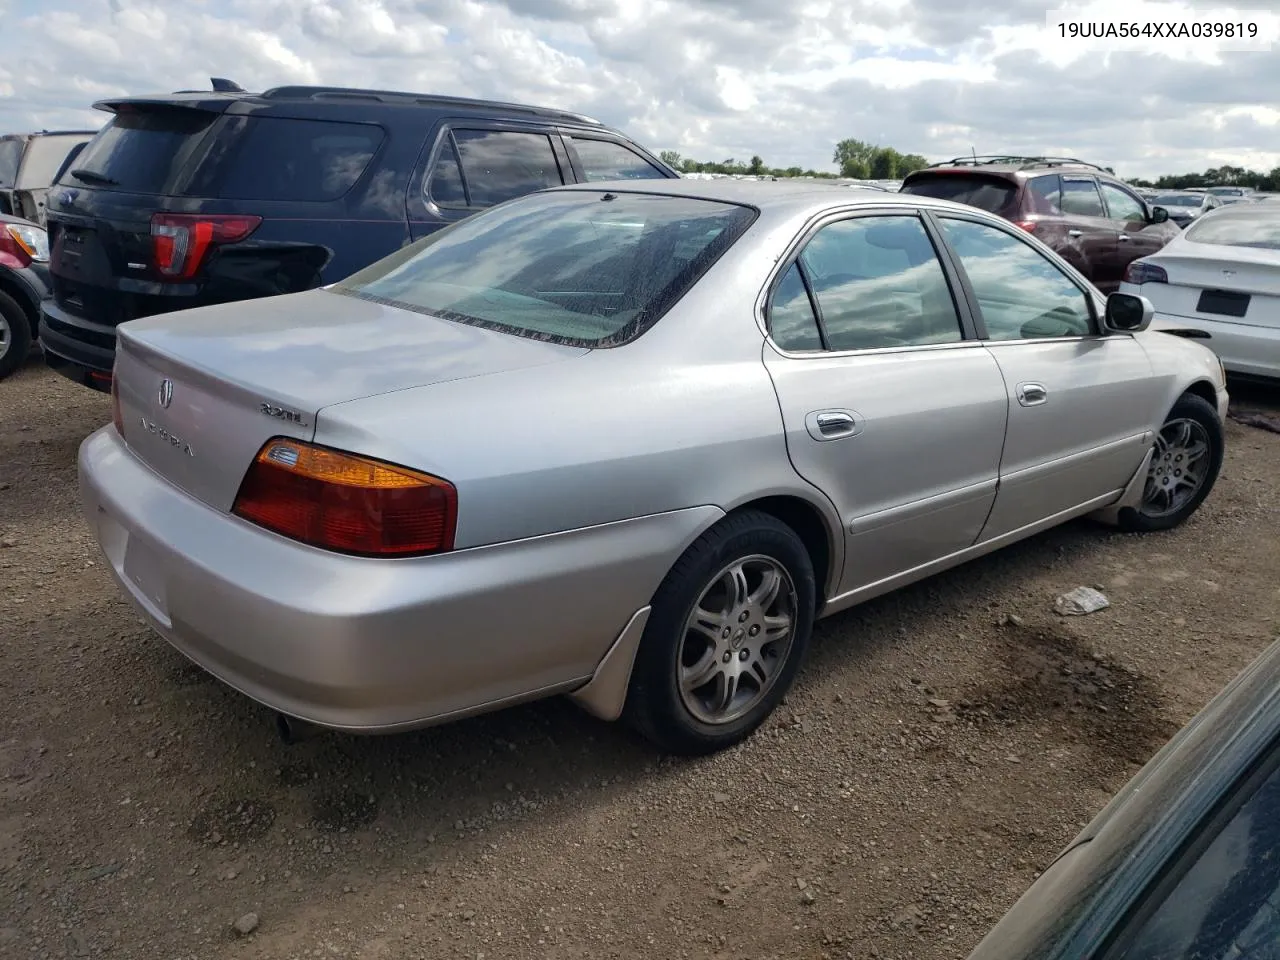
(1197, 289), (1250, 318)
(122, 535), (172, 626)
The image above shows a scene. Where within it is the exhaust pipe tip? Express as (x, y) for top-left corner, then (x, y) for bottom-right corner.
(275, 712), (323, 745)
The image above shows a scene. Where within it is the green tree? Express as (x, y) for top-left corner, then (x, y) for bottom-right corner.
(833, 138), (876, 178)
(748, 155), (764, 175)
(658, 150), (682, 169)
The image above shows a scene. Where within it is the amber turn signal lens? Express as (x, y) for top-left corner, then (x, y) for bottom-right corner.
(232, 439), (458, 557)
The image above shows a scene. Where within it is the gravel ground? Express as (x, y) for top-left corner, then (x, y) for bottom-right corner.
(2, 355), (1280, 960)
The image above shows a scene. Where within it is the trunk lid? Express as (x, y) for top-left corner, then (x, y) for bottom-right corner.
(114, 289), (588, 511)
(1142, 245), (1280, 330)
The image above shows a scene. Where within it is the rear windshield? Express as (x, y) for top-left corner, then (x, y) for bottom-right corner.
(900, 173), (1019, 215)
(0, 138), (23, 189)
(1153, 194), (1202, 207)
(67, 111), (382, 201)
(71, 110), (218, 193)
(1184, 213), (1280, 250)
(334, 190), (756, 347)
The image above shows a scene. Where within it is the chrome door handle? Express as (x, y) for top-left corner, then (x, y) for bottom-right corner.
(1016, 382), (1048, 406)
(1118, 234), (1131, 242)
(1068, 229), (1083, 238)
(805, 409), (863, 441)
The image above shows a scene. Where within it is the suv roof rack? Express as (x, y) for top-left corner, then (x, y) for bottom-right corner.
(932, 154), (1109, 173)
(258, 85), (602, 126)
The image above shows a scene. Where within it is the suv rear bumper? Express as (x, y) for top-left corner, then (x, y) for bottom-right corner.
(39, 297), (117, 391)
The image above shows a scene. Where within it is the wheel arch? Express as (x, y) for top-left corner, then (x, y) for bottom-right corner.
(724, 493), (842, 608)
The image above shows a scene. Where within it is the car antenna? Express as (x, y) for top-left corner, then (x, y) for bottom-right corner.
(210, 77), (245, 93)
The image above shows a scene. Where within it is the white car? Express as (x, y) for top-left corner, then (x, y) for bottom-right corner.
(1119, 203), (1280, 380)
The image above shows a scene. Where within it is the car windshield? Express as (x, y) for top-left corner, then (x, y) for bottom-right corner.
(1153, 194), (1203, 207)
(1184, 212), (1280, 250)
(334, 190), (757, 347)
(899, 174), (1019, 216)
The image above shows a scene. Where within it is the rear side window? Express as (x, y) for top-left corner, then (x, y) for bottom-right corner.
(71, 111), (217, 194)
(797, 215), (963, 351)
(569, 137), (667, 181)
(428, 129), (565, 209)
(1060, 178), (1106, 217)
(0, 139), (24, 188)
(1028, 175), (1062, 214)
(899, 174), (1019, 216)
(183, 117), (383, 202)
(336, 190), (754, 347)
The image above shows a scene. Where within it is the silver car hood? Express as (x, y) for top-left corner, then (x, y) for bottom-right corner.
(114, 288), (587, 513)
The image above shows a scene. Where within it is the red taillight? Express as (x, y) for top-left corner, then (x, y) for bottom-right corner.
(1013, 219), (1037, 233)
(232, 439), (458, 557)
(1124, 261), (1168, 285)
(150, 213), (261, 281)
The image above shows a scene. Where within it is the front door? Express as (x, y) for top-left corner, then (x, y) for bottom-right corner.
(761, 211), (1009, 596)
(931, 213), (1158, 540)
(1099, 180), (1168, 282)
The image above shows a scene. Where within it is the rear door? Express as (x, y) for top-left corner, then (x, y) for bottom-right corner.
(931, 212), (1158, 540)
(1058, 175), (1119, 288)
(406, 121), (570, 241)
(761, 209), (1009, 597)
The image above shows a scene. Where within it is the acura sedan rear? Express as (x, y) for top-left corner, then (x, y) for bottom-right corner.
(81, 181), (1228, 755)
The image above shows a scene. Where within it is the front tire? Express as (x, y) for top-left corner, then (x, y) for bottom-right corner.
(623, 510), (817, 755)
(1119, 392), (1224, 533)
(0, 289), (33, 381)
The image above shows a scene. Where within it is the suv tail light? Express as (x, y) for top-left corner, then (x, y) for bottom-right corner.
(232, 439), (458, 557)
(1124, 261), (1168, 285)
(1013, 219), (1037, 233)
(151, 213), (261, 281)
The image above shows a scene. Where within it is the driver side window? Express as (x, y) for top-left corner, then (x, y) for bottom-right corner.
(938, 218), (1095, 341)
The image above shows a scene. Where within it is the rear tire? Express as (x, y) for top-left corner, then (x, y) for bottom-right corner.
(623, 510), (816, 755)
(0, 289), (33, 381)
(1118, 393), (1224, 533)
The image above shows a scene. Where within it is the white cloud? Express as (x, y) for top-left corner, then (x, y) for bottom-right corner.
(1, 0), (1278, 179)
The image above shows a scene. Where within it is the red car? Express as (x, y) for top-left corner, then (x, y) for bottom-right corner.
(901, 156), (1180, 292)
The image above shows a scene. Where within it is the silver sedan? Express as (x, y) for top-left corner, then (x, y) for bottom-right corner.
(80, 181), (1229, 755)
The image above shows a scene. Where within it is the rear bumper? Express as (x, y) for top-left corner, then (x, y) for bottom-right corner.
(39, 297), (116, 390)
(1143, 309), (1280, 382)
(79, 425), (718, 732)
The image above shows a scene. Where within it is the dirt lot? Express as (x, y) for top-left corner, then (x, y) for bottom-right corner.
(2, 356), (1279, 960)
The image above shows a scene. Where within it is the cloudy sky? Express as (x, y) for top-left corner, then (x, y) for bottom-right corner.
(2, 0), (1279, 179)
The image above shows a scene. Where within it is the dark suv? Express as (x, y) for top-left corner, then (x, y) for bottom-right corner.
(900, 156), (1179, 293)
(40, 80), (678, 391)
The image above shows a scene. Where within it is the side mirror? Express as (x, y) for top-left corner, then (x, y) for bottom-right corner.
(1149, 205), (1170, 224)
(1103, 292), (1154, 332)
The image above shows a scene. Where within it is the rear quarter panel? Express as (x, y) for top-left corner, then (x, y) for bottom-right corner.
(311, 233), (845, 565)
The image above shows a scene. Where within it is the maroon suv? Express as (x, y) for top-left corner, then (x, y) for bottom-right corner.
(900, 156), (1179, 293)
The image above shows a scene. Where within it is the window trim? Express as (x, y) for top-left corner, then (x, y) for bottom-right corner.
(1098, 179), (1149, 223)
(925, 209), (1106, 342)
(757, 206), (981, 360)
(562, 134), (670, 183)
(1097, 732), (1280, 960)
(413, 119), (570, 221)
